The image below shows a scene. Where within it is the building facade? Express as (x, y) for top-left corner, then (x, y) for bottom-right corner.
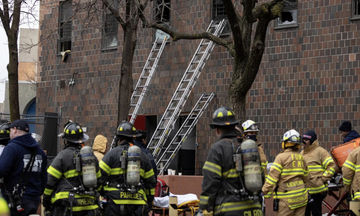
(38, 0), (360, 173)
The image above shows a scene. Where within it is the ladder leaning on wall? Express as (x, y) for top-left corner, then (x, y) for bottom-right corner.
(156, 92), (215, 175)
(146, 19), (226, 159)
(110, 36), (168, 150)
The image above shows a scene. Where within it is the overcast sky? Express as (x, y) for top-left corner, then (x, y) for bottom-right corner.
(0, 29), (9, 102)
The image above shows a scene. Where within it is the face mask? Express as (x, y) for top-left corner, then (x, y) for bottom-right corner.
(246, 135), (257, 142)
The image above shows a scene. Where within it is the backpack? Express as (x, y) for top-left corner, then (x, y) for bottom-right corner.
(330, 137), (360, 171)
(155, 178), (170, 197)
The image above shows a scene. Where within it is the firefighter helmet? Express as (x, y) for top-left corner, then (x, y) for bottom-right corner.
(58, 121), (89, 144)
(116, 121), (138, 138)
(281, 129), (301, 150)
(242, 120), (260, 133)
(0, 123), (10, 141)
(209, 106), (240, 129)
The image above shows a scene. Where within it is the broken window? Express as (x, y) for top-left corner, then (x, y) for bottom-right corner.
(354, 0), (360, 17)
(212, 0), (230, 35)
(278, 0), (298, 26)
(102, 1), (118, 49)
(155, 0), (171, 40)
(59, 1), (72, 52)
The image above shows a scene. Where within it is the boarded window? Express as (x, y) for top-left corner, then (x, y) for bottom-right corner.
(59, 1), (72, 52)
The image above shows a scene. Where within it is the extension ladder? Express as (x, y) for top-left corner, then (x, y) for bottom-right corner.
(110, 37), (168, 150)
(147, 19), (226, 159)
(156, 93), (215, 175)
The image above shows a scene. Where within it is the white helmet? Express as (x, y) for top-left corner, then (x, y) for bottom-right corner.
(282, 129), (301, 144)
(242, 120), (260, 133)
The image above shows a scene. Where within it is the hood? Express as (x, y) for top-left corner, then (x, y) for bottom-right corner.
(92, 135), (107, 153)
(345, 130), (360, 140)
(10, 133), (38, 149)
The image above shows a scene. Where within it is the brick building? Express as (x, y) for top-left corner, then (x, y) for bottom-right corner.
(38, 0), (360, 174)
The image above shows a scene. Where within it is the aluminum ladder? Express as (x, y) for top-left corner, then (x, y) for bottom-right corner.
(110, 37), (168, 150)
(147, 19), (226, 159)
(156, 92), (215, 175)
(129, 36), (168, 124)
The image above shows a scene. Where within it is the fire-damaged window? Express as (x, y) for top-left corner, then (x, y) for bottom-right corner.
(154, 0), (170, 41)
(277, 0), (298, 27)
(59, 1), (72, 52)
(212, 0), (231, 35)
(102, 2), (118, 49)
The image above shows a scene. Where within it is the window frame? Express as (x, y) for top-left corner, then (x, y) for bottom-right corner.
(58, 0), (72, 53)
(211, 0), (231, 36)
(274, 0), (299, 30)
(154, 0), (171, 41)
(350, 0), (360, 21)
(101, 6), (119, 50)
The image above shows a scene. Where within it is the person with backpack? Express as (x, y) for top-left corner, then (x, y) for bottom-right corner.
(43, 120), (101, 216)
(0, 119), (47, 216)
(199, 107), (263, 216)
(133, 130), (157, 178)
(99, 121), (156, 216)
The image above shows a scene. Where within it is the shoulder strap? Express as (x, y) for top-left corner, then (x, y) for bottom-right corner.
(17, 149), (37, 197)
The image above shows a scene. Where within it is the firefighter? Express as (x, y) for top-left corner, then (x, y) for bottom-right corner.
(300, 130), (335, 216)
(342, 143), (360, 201)
(99, 121), (156, 216)
(0, 122), (10, 156)
(242, 120), (268, 177)
(200, 107), (263, 216)
(43, 120), (101, 216)
(262, 129), (308, 216)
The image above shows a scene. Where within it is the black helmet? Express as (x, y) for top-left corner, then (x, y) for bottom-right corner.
(116, 121), (138, 138)
(58, 121), (89, 143)
(209, 106), (240, 129)
(0, 123), (10, 141)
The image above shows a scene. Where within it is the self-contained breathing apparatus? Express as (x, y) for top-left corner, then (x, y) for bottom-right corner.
(233, 139), (263, 202)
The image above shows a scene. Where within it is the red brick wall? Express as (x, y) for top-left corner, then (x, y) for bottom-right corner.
(38, 0), (360, 175)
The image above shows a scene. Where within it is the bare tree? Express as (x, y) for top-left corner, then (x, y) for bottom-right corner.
(141, 0), (284, 122)
(0, 0), (39, 120)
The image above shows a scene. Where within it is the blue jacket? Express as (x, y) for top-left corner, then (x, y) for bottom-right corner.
(0, 133), (47, 201)
(133, 140), (157, 177)
(343, 130), (360, 143)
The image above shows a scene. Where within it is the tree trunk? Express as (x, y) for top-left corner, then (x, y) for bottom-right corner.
(117, 26), (137, 125)
(7, 30), (20, 121)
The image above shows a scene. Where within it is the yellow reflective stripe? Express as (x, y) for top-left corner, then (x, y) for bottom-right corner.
(64, 169), (79, 178)
(281, 168), (306, 175)
(111, 167), (125, 175)
(308, 165), (325, 172)
(72, 205), (98, 211)
(51, 192), (95, 203)
(266, 176), (277, 185)
(214, 200), (261, 215)
(203, 161), (222, 177)
(96, 170), (101, 178)
(113, 199), (146, 205)
(353, 192), (360, 200)
(343, 177), (352, 185)
(288, 200), (307, 210)
(99, 161), (111, 175)
(44, 188), (54, 195)
(48, 166), (62, 179)
(103, 185), (119, 191)
(222, 168), (239, 178)
(264, 193), (272, 198)
(143, 169), (155, 179)
(323, 157), (333, 168)
(150, 188), (155, 195)
(344, 160), (356, 171)
(308, 184), (328, 194)
(275, 188), (307, 199)
(271, 163), (283, 173)
(200, 195), (209, 205)
(324, 167), (336, 176)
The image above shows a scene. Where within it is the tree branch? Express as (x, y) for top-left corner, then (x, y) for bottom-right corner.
(101, 0), (125, 27)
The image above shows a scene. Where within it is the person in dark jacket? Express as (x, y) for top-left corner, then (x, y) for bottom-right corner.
(200, 107), (262, 216)
(339, 121), (360, 143)
(0, 119), (47, 216)
(99, 121), (156, 216)
(133, 130), (157, 177)
(43, 120), (101, 216)
(0, 122), (10, 156)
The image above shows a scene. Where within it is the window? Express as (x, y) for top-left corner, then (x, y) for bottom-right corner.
(59, 1), (72, 52)
(155, 0), (170, 40)
(212, 0), (230, 35)
(277, 0), (298, 27)
(102, 7), (118, 49)
(353, 0), (360, 17)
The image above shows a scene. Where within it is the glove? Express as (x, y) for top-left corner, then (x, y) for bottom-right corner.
(42, 197), (51, 209)
(203, 210), (214, 216)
